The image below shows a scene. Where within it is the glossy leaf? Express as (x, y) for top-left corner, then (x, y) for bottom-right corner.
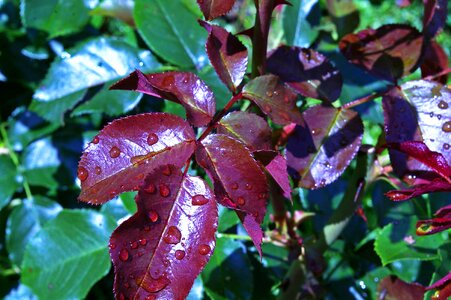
(29, 38), (160, 124)
(253, 150), (292, 200)
(197, 0), (236, 20)
(198, 65), (233, 110)
(423, 0), (447, 39)
(92, 0), (135, 26)
(326, 0), (360, 38)
(21, 210), (116, 299)
(385, 178), (451, 201)
(78, 113), (196, 204)
(416, 217), (451, 236)
(267, 46), (343, 102)
(21, 0), (91, 37)
(242, 74), (303, 125)
(382, 80), (451, 177)
(134, 0), (207, 68)
(426, 272), (451, 300)
(339, 24), (423, 82)
(0, 154), (19, 210)
(6, 196), (62, 266)
(283, 0), (320, 47)
(199, 21), (247, 93)
(110, 70), (215, 126)
(421, 41), (448, 84)
(196, 134), (268, 255)
(286, 105), (363, 189)
(110, 165), (218, 300)
(217, 111), (272, 151)
(377, 276), (425, 300)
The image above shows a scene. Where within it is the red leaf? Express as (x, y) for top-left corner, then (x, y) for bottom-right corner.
(237, 211), (264, 258)
(197, 0), (236, 20)
(339, 24), (423, 82)
(242, 74), (304, 125)
(416, 204), (451, 235)
(253, 150), (292, 201)
(426, 272), (451, 300)
(195, 134), (269, 254)
(110, 165), (218, 300)
(267, 46), (343, 102)
(385, 178), (451, 201)
(423, 0), (447, 39)
(286, 105), (363, 189)
(77, 113), (196, 204)
(217, 111), (272, 151)
(111, 70), (215, 126)
(387, 141), (451, 179)
(377, 276), (425, 300)
(199, 20), (248, 93)
(421, 41), (448, 84)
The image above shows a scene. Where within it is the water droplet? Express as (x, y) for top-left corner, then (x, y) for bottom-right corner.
(77, 167), (89, 181)
(320, 179), (326, 186)
(130, 241), (138, 249)
(147, 133), (159, 146)
(92, 136), (99, 144)
(192, 194), (208, 205)
(442, 121), (451, 132)
(175, 249), (185, 260)
(163, 226), (181, 244)
(162, 74), (175, 87)
(438, 100), (448, 109)
(324, 161), (331, 169)
(437, 114), (442, 120)
(258, 193), (266, 199)
(311, 128), (321, 135)
(237, 197), (245, 206)
(162, 165), (171, 176)
(145, 295), (156, 300)
(159, 183), (170, 197)
(144, 183), (156, 194)
(148, 210), (159, 223)
(231, 183), (238, 190)
(110, 190), (117, 197)
(245, 183), (252, 190)
(136, 173), (145, 180)
(119, 248), (129, 261)
(136, 275), (170, 293)
(110, 146), (121, 158)
(139, 239), (147, 246)
(162, 258), (170, 267)
(430, 112), (434, 118)
(266, 90), (273, 97)
(94, 166), (101, 175)
(444, 143), (450, 150)
(198, 244), (211, 255)
(109, 243), (116, 249)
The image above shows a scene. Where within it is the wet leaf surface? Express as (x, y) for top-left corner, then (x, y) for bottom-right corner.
(111, 70), (215, 126)
(197, 0), (236, 20)
(242, 74), (303, 125)
(339, 24), (423, 82)
(286, 105), (363, 189)
(423, 0), (447, 39)
(377, 276), (425, 300)
(78, 113), (196, 204)
(200, 21), (247, 93)
(110, 165), (218, 300)
(217, 111), (272, 151)
(267, 46), (343, 102)
(385, 178), (451, 202)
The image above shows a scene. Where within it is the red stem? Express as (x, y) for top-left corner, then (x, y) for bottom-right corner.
(341, 92), (382, 109)
(251, 0), (275, 78)
(423, 67), (451, 81)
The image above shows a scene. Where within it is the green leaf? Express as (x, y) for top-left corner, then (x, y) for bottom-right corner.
(6, 196), (62, 266)
(0, 154), (19, 210)
(198, 65), (232, 110)
(21, 209), (116, 299)
(134, 0), (207, 69)
(283, 0), (320, 47)
(202, 237), (253, 300)
(217, 206), (240, 233)
(20, 0), (93, 38)
(99, 197), (130, 222)
(374, 217), (447, 266)
(29, 38), (161, 124)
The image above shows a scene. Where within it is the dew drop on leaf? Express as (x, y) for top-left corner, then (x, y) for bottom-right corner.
(237, 197), (245, 206)
(438, 100), (448, 109)
(139, 239), (147, 246)
(192, 195), (208, 206)
(109, 242), (116, 249)
(136, 275), (170, 293)
(162, 165), (171, 176)
(119, 248), (129, 261)
(144, 183), (156, 194)
(162, 74), (175, 87)
(147, 133), (159, 146)
(109, 146), (121, 158)
(159, 183), (170, 197)
(145, 295), (156, 300)
(245, 183), (252, 190)
(442, 121), (451, 132)
(175, 250), (185, 260)
(444, 143), (450, 150)
(148, 210), (159, 223)
(92, 136), (99, 144)
(231, 183), (238, 190)
(198, 244), (211, 255)
(77, 167), (88, 181)
(163, 226), (181, 244)
(266, 90), (273, 97)
(130, 241), (138, 249)
(94, 166), (101, 175)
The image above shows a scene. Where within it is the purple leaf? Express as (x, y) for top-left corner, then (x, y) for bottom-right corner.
(423, 0), (447, 39)
(195, 134), (269, 254)
(385, 178), (451, 201)
(267, 46), (343, 102)
(421, 41), (448, 84)
(339, 24), (423, 82)
(377, 276), (425, 300)
(217, 111), (272, 151)
(253, 150), (292, 201)
(77, 113), (196, 204)
(199, 20), (248, 93)
(110, 165), (218, 300)
(237, 211), (264, 258)
(111, 70), (216, 126)
(197, 0), (236, 20)
(286, 105), (363, 189)
(382, 80), (451, 178)
(242, 74), (304, 125)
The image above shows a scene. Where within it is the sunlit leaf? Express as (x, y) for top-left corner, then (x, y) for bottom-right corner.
(92, 0), (135, 26)
(377, 276), (425, 300)
(242, 74), (303, 125)
(78, 113), (196, 204)
(286, 105), (363, 189)
(110, 70), (215, 126)
(110, 165), (218, 300)
(283, 0), (320, 48)
(267, 46), (343, 102)
(197, 0), (236, 20)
